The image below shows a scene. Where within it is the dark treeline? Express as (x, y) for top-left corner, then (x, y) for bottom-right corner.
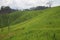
(30, 6), (48, 10)
(24, 6), (48, 11)
(0, 6), (49, 14)
(0, 6), (16, 14)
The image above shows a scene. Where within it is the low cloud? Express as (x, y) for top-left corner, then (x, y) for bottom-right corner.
(0, 0), (60, 9)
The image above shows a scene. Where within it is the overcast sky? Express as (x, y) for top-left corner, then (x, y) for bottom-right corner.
(0, 0), (60, 9)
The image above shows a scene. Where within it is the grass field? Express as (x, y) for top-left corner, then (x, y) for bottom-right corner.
(0, 6), (60, 40)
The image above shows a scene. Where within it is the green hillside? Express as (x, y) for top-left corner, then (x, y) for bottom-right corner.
(0, 10), (42, 28)
(0, 6), (60, 40)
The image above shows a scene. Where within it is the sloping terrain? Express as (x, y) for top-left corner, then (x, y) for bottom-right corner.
(0, 6), (60, 40)
(0, 10), (42, 28)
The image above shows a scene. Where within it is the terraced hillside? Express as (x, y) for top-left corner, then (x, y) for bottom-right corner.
(0, 6), (60, 40)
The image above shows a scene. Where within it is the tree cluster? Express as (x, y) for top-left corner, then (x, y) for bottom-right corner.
(23, 6), (48, 11)
(30, 6), (48, 10)
(0, 6), (16, 14)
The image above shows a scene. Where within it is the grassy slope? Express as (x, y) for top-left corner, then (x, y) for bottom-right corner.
(0, 10), (42, 28)
(0, 6), (60, 40)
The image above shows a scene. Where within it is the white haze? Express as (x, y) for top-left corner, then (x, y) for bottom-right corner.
(0, 0), (60, 9)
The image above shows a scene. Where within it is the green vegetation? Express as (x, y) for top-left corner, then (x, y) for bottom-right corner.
(0, 6), (60, 40)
